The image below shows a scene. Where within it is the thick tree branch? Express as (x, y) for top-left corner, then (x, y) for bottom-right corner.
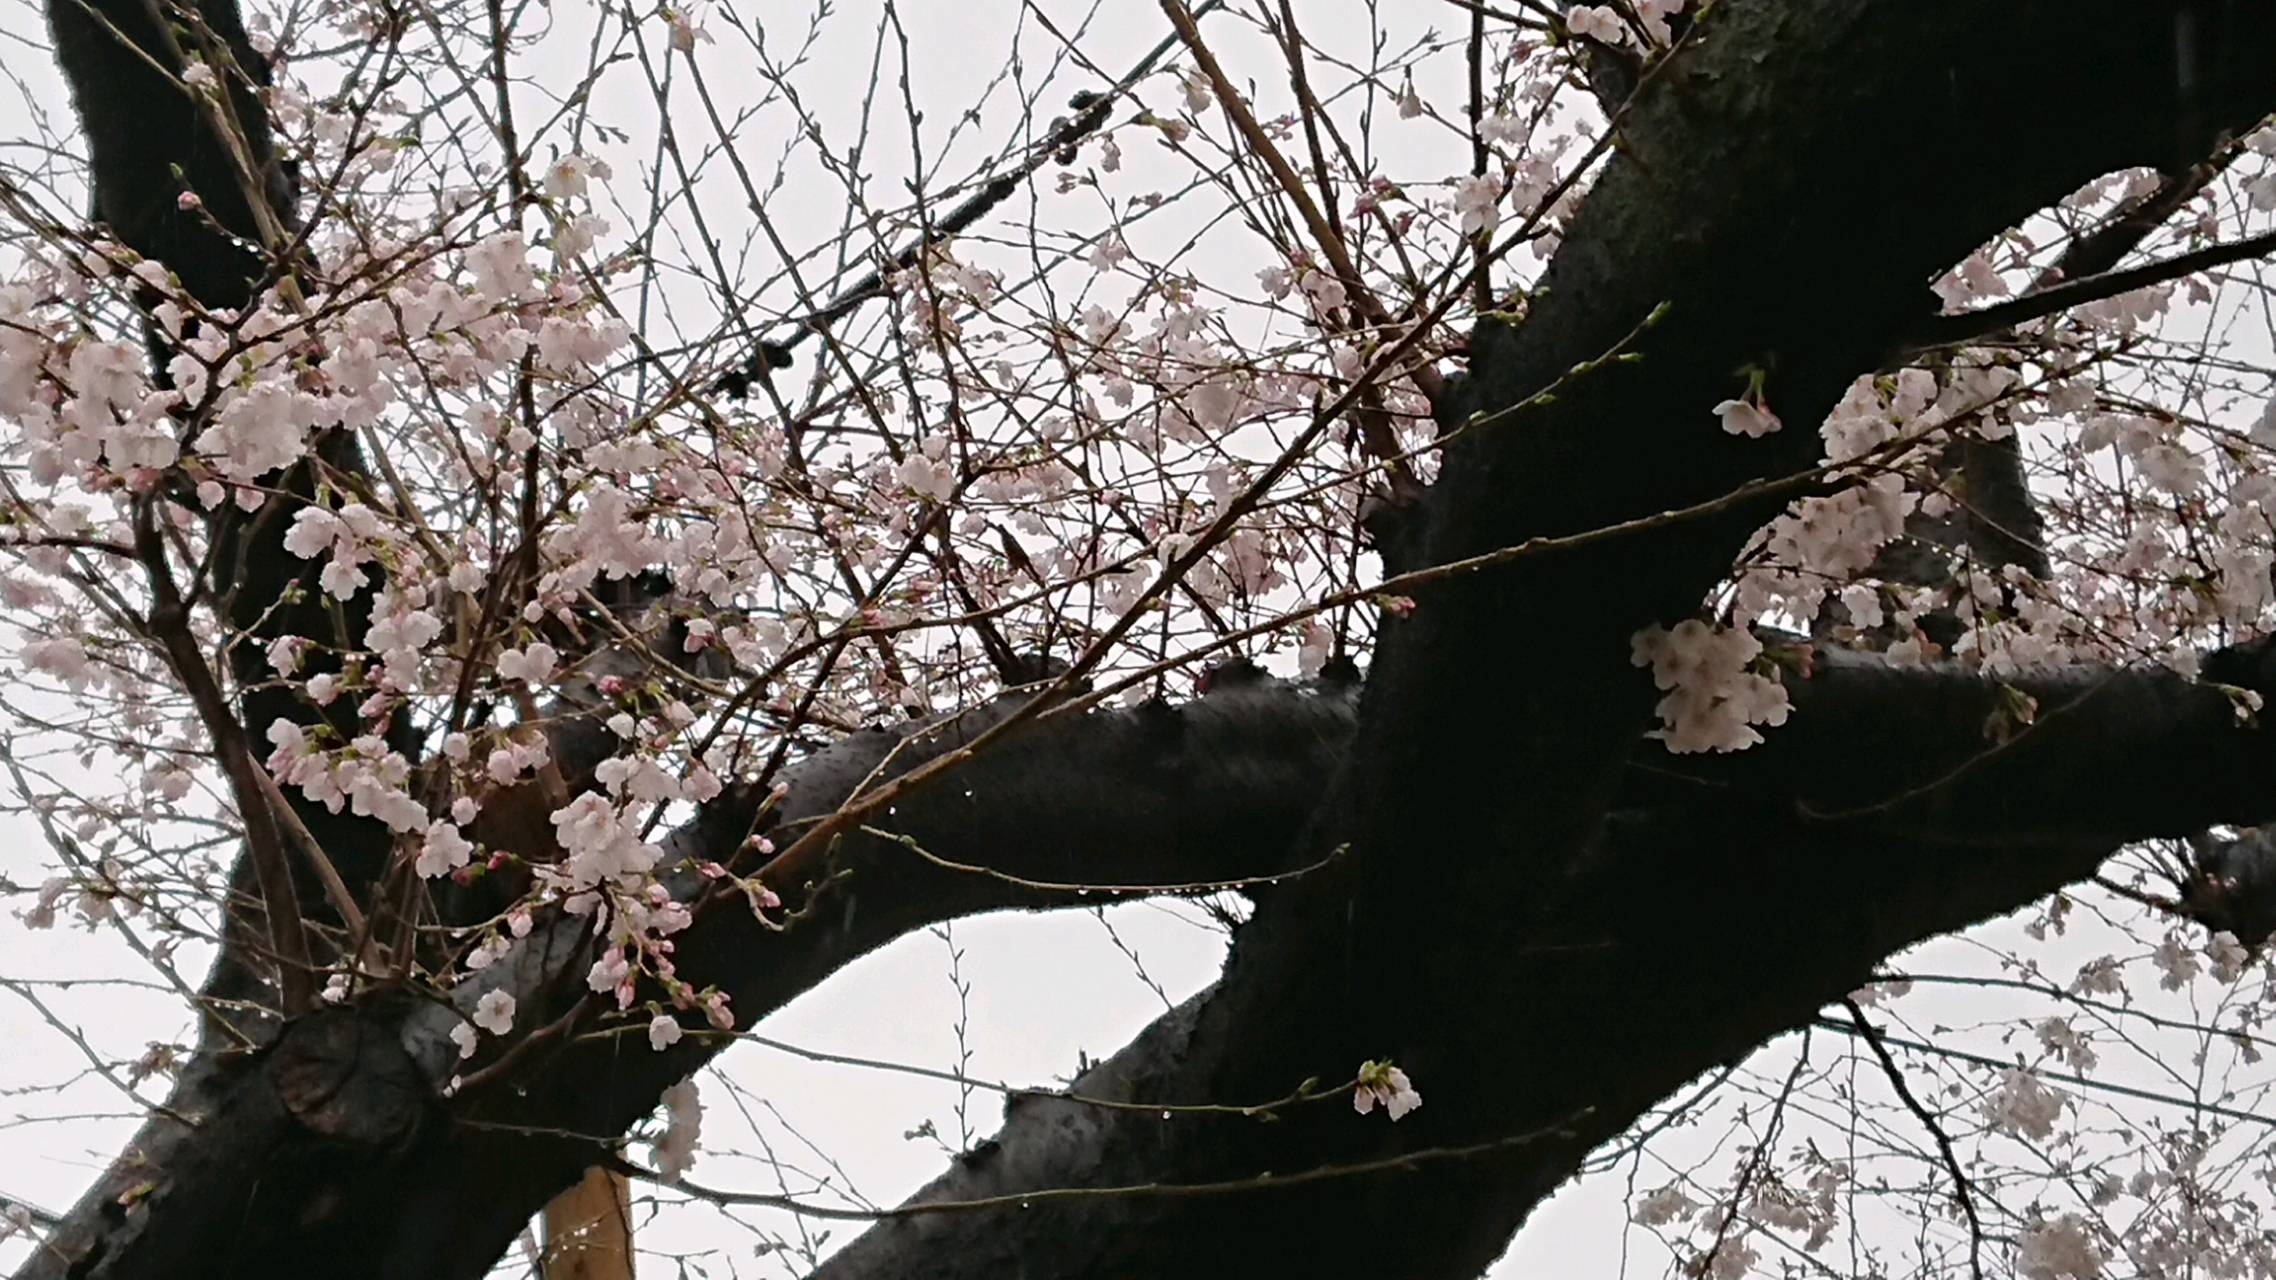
(806, 793), (2126, 1280)
(1679, 642), (2276, 849)
(24, 642), (2276, 1279)
(16, 679), (1361, 1278)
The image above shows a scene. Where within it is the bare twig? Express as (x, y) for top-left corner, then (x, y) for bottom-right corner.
(1160, 0), (1443, 403)
(1839, 999), (1986, 1280)
(1909, 228), (2276, 352)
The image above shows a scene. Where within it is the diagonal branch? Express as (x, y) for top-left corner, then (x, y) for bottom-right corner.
(132, 497), (315, 1014)
(712, 4), (1223, 397)
(1841, 997), (1987, 1280)
(1909, 226), (2276, 352)
(1160, 0), (1443, 403)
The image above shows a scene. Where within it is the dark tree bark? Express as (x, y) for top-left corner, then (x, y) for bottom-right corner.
(19, 2), (2276, 1279)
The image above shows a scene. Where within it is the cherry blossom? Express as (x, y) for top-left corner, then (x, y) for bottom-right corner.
(472, 989), (516, 1035)
(1353, 1059), (1421, 1120)
(1565, 5), (1623, 43)
(495, 642), (559, 685)
(1712, 397), (1782, 439)
(1630, 620), (1792, 753)
(2018, 1214), (2106, 1280)
(416, 822), (475, 879)
(1982, 1067), (2064, 1140)
(653, 1079), (702, 1182)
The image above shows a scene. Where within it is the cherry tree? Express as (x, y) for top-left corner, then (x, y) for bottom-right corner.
(8, 1), (2276, 1277)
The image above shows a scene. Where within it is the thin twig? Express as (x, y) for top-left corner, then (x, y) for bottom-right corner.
(1840, 999), (1986, 1280)
(1910, 228), (2276, 352)
(648, 1107), (1595, 1222)
(1160, 0), (1442, 403)
(1693, 1029), (1808, 1279)
(714, 2), (1225, 393)
(1811, 1015), (2276, 1129)
(859, 825), (1348, 897)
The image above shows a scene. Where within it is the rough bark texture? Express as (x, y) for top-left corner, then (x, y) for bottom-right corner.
(18, 1), (2276, 1279)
